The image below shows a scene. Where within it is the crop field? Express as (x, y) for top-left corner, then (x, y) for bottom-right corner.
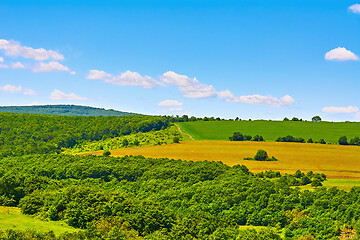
(93, 141), (360, 180)
(0, 206), (78, 235)
(177, 120), (360, 143)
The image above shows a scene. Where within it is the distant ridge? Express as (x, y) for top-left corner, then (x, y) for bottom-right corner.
(0, 105), (139, 117)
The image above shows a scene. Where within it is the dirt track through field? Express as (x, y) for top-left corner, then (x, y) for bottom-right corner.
(175, 124), (194, 140)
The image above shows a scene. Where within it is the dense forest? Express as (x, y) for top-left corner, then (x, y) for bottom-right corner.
(0, 105), (137, 117)
(0, 154), (358, 239)
(0, 113), (169, 157)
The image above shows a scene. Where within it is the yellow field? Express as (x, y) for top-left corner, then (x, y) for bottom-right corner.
(89, 141), (360, 180)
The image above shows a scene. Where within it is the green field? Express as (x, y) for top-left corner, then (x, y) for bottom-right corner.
(177, 120), (360, 143)
(0, 206), (78, 235)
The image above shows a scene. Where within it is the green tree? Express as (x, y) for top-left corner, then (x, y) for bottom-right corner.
(103, 150), (111, 157)
(173, 136), (180, 143)
(254, 149), (268, 161)
(312, 116), (322, 122)
(338, 136), (348, 145)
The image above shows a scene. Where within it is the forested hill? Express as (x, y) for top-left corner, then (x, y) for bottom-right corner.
(0, 105), (138, 117)
(0, 113), (169, 157)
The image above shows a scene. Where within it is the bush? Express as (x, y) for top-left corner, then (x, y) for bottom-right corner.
(229, 132), (244, 141)
(173, 136), (180, 143)
(254, 150), (268, 161)
(338, 136), (348, 145)
(103, 150), (111, 157)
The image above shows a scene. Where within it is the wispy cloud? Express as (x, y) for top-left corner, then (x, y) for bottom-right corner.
(158, 99), (184, 112)
(0, 39), (64, 61)
(158, 99), (183, 107)
(325, 47), (359, 61)
(0, 61), (25, 69)
(23, 89), (37, 95)
(218, 90), (294, 106)
(0, 84), (22, 93)
(322, 106), (359, 114)
(87, 69), (161, 88)
(49, 89), (87, 101)
(162, 71), (217, 98)
(33, 61), (75, 74)
(349, 4), (360, 14)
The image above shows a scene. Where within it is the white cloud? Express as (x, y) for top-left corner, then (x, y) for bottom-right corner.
(218, 90), (294, 106)
(0, 61), (25, 69)
(0, 57), (3, 63)
(0, 84), (22, 93)
(322, 106), (359, 114)
(87, 69), (161, 88)
(0, 39), (64, 61)
(87, 70), (111, 80)
(325, 47), (359, 61)
(49, 89), (87, 101)
(11, 61), (25, 69)
(162, 71), (217, 98)
(158, 99), (183, 107)
(33, 61), (75, 74)
(349, 4), (360, 14)
(23, 89), (37, 95)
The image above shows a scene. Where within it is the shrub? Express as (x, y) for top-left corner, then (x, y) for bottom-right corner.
(254, 149), (268, 161)
(229, 132), (244, 141)
(338, 136), (348, 145)
(103, 150), (111, 157)
(173, 136), (180, 143)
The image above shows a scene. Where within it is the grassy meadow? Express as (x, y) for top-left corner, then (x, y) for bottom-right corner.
(0, 206), (78, 235)
(93, 141), (360, 180)
(177, 120), (360, 143)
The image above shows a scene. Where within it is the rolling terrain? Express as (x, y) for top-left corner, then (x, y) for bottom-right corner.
(0, 105), (138, 116)
(177, 120), (360, 143)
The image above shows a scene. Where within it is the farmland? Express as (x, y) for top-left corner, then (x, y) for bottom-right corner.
(95, 141), (360, 180)
(177, 120), (360, 143)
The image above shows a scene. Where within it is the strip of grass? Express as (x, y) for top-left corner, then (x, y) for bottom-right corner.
(0, 206), (78, 235)
(177, 120), (360, 143)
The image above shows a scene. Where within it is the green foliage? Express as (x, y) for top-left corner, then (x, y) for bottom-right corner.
(276, 135), (305, 143)
(338, 136), (348, 145)
(312, 116), (322, 122)
(0, 113), (170, 157)
(229, 132), (264, 142)
(173, 136), (180, 143)
(0, 104), (137, 117)
(0, 154), (356, 239)
(254, 149), (268, 161)
(102, 150), (111, 157)
(65, 126), (183, 154)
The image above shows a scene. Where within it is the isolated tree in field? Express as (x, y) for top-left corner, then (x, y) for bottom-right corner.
(254, 149), (268, 161)
(307, 138), (313, 143)
(312, 116), (322, 122)
(338, 136), (348, 145)
(102, 150), (111, 157)
(283, 117), (289, 121)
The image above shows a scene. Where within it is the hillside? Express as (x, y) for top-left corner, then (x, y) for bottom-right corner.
(0, 105), (138, 117)
(177, 120), (360, 143)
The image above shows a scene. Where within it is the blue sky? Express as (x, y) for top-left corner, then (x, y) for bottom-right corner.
(0, 0), (359, 121)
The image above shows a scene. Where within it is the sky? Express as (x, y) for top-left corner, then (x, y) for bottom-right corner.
(0, 0), (359, 121)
